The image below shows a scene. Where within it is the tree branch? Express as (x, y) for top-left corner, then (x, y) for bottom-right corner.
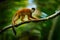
(0, 11), (60, 33)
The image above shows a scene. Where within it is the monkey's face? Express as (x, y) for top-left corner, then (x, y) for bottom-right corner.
(31, 9), (35, 13)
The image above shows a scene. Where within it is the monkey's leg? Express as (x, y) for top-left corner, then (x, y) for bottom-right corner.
(14, 15), (20, 25)
(21, 15), (25, 21)
(28, 16), (31, 20)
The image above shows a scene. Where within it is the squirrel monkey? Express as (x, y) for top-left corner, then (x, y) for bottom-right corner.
(12, 8), (38, 35)
(12, 8), (38, 25)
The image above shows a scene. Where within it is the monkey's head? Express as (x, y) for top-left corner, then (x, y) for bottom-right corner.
(31, 8), (35, 13)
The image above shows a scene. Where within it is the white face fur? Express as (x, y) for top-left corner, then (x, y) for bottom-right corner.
(31, 8), (35, 13)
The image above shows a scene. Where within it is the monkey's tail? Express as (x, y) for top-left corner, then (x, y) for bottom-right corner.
(12, 26), (16, 35)
(12, 13), (17, 35)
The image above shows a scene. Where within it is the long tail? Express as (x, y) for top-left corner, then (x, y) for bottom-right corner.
(12, 13), (17, 35)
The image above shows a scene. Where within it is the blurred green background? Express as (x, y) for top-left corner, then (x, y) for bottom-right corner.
(0, 0), (60, 40)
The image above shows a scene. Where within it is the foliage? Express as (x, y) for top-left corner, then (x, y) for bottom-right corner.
(0, 0), (60, 40)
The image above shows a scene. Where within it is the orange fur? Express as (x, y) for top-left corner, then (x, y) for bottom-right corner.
(12, 8), (37, 25)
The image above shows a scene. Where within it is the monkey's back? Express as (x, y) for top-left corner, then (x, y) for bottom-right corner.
(17, 8), (31, 15)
